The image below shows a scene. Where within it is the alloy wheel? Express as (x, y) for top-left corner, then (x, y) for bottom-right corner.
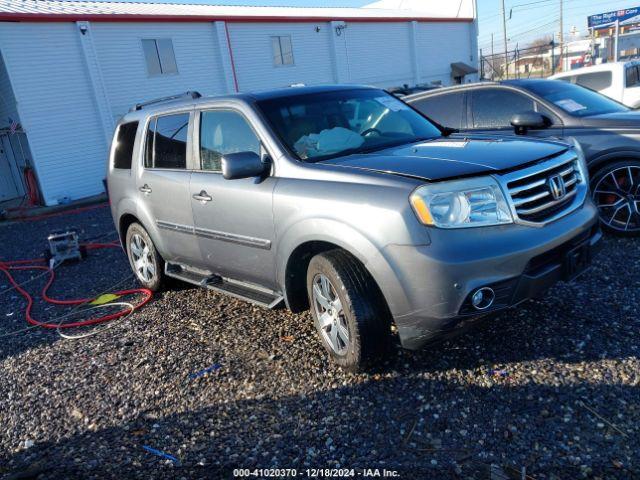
(593, 166), (640, 233)
(130, 233), (156, 283)
(312, 273), (350, 356)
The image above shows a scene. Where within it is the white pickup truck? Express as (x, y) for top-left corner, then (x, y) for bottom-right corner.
(551, 61), (640, 108)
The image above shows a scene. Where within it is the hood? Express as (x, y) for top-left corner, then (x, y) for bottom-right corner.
(322, 135), (569, 181)
(582, 110), (640, 127)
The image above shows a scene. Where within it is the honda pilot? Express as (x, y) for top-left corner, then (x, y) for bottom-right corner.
(107, 86), (601, 370)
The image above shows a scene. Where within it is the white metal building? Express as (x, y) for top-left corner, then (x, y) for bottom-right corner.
(0, 0), (478, 206)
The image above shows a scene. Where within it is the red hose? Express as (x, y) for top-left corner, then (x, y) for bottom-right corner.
(25, 167), (40, 206)
(0, 243), (151, 330)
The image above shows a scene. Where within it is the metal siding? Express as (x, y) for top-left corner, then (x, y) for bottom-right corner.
(342, 22), (414, 86)
(0, 18), (476, 206)
(0, 52), (19, 123)
(228, 22), (335, 91)
(416, 22), (473, 85)
(0, 22), (107, 205)
(90, 22), (228, 119)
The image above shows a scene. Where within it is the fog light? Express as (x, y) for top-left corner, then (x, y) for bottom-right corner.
(471, 287), (495, 310)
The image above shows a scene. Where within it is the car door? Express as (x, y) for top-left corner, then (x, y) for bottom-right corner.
(408, 91), (467, 130)
(189, 108), (277, 289)
(466, 87), (563, 139)
(137, 111), (200, 264)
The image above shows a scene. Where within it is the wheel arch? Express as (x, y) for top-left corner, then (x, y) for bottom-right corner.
(277, 220), (406, 316)
(587, 148), (640, 176)
(118, 212), (139, 247)
(117, 210), (169, 260)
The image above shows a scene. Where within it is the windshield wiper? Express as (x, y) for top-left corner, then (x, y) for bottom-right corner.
(359, 136), (439, 153)
(310, 136), (440, 162)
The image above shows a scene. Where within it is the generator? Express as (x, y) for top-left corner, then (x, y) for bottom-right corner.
(45, 230), (86, 268)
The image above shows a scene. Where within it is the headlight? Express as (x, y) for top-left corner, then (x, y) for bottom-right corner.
(410, 176), (513, 228)
(568, 137), (589, 185)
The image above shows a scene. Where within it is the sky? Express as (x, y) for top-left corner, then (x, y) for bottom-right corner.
(475, 0), (639, 53)
(85, 0), (640, 52)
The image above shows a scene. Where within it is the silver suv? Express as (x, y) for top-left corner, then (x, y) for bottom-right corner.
(107, 86), (601, 370)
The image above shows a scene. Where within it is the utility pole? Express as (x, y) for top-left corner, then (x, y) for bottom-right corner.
(491, 33), (495, 80)
(501, 0), (508, 79)
(559, 0), (563, 72)
(614, 19), (620, 61)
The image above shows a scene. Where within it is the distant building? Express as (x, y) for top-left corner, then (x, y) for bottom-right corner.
(0, 0), (478, 206)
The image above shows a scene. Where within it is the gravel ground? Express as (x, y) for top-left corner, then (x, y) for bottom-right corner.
(0, 205), (638, 480)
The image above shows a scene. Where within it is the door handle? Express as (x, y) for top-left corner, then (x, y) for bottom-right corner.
(192, 190), (213, 203)
(139, 184), (152, 194)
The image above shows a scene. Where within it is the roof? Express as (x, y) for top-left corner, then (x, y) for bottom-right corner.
(363, 0), (475, 19)
(550, 61), (640, 78)
(402, 79), (566, 100)
(0, 0), (475, 22)
(120, 84), (378, 121)
(244, 84), (376, 101)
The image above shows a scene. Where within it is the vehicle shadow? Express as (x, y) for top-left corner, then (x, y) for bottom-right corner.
(1, 377), (636, 479)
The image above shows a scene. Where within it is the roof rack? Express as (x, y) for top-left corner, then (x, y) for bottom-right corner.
(130, 91), (202, 112)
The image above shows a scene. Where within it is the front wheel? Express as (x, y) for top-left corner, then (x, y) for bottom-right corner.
(591, 160), (640, 236)
(125, 223), (165, 291)
(306, 249), (391, 371)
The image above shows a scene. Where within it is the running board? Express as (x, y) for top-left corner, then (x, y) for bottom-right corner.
(165, 263), (284, 309)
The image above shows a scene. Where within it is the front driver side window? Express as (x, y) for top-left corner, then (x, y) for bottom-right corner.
(199, 110), (261, 171)
(471, 89), (535, 129)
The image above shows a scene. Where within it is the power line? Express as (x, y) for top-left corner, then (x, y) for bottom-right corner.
(479, 0), (607, 45)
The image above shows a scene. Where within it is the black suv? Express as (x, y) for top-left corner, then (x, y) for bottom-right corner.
(406, 79), (640, 235)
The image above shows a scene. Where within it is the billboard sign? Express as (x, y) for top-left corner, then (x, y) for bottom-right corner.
(588, 7), (640, 29)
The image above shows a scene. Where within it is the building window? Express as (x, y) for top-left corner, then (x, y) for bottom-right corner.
(141, 39), (178, 76)
(271, 35), (294, 66)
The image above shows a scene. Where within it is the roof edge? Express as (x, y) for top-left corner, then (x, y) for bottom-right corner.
(0, 12), (474, 23)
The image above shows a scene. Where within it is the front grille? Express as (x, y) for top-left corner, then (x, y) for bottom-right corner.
(505, 155), (580, 223)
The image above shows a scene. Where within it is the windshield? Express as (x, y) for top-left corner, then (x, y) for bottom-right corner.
(255, 89), (442, 161)
(524, 80), (629, 117)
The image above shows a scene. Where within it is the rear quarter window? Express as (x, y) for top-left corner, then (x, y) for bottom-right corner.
(113, 121), (138, 169)
(411, 92), (465, 129)
(626, 65), (640, 87)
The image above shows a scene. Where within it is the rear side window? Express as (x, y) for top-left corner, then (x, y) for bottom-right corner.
(626, 65), (640, 87)
(575, 71), (612, 91)
(471, 88), (535, 128)
(144, 113), (189, 169)
(113, 121), (138, 169)
(411, 92), (465, 129)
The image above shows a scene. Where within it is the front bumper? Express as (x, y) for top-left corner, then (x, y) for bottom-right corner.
(378, 200), (601, 350)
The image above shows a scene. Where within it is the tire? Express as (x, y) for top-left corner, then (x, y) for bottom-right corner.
(306, 249), (391, 371)
(125, 222), (165, 291)
(591, 160), (640, 236)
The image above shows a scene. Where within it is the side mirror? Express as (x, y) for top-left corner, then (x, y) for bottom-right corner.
(221, 151), (267, 180)
(510, 111), (551, 135)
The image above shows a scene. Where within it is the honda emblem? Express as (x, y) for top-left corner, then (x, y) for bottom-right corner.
(547, 174), (566, 200)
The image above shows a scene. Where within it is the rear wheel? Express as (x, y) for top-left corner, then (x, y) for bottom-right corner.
(306, 249), (391, 371)
(591, 160), (640, 236)
(125, 223), (165, 291)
